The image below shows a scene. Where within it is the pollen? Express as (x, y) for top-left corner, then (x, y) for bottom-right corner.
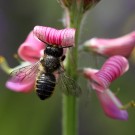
(0, 56), (5, 64)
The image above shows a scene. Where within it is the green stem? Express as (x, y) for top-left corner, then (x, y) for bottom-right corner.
(62, 5), (83, 135)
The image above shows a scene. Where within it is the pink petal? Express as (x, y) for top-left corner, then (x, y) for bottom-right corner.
(84, 31), (135, 57)
(82, 68), (98, 79)
(96, 89), (128, 120)
(18, 31), (45, 63)
(91, 55), (129, 92)
(33, 26), (75, 47)
(6, 79), (35, 93)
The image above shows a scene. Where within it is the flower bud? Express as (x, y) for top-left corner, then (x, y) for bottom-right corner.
(60, 0), (73, 8)
(60, 0), (100, 13)
(82, 0), (101, 12)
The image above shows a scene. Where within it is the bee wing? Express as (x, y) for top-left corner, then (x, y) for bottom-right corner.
(10, 61), (40, 84)
(59, 72), (82, 97)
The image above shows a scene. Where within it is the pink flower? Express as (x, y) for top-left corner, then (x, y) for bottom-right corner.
(18, 31), (45, 63)
(89, 55), (129, 92)
(6, 27), (75, 93)
(33, 26), (75, 47)
(82, 67), (128, 120)
(83, 31), (135, 57)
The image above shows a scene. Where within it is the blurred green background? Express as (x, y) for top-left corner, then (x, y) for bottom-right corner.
(0, 0), (135, 135)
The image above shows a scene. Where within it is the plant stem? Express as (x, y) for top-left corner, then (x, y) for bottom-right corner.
(62, 5), (83, 135)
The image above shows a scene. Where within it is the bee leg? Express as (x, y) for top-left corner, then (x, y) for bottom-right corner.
(60, 55), (66, 72)
(61, 55), (66, 62)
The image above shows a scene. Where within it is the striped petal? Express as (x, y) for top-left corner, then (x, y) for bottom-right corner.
(33, 26), (75, 47)
(91, 56), (129, 92)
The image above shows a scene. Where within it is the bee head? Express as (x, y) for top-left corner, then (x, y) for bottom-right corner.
(44, 45), (63, 57)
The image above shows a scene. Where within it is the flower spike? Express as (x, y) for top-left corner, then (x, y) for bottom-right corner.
(33, 26), (75, 47)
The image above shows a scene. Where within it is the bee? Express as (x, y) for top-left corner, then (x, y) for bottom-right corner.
(10, 44), (81, 100)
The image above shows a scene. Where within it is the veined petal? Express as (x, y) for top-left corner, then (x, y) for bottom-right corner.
(96, 89), (128, 120)
(18, 31), (45, 63)
(91, 56), (129, 92)
(33, 26), (75, 47)
(6, 61), (35, 92)
(83, 31), (135, 57)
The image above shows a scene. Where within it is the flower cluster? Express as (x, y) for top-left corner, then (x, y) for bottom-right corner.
(81, 55), (129, 120)
(79, 31), (135, 120)
(0, 25), (135, 120)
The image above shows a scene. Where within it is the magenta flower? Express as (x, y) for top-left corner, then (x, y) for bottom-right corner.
(82, 31), (135, 57)
(82, 67), (128, 120)
(18, 31), (45, 63)
(89, 55), (129, 92)
(33, 26), (75, 47)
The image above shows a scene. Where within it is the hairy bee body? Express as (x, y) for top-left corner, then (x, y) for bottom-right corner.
(35, 45), (63, 100)
(44, 55), (60, 73)
(35, 72), (56, 100)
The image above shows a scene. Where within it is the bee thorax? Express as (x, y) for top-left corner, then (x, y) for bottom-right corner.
(44, 55), (60, 73)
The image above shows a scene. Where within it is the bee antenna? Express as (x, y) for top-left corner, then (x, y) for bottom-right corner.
(37, 38), (51, 46)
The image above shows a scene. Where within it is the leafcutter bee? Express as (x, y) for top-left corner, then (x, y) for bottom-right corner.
(10, 44), (81, 100)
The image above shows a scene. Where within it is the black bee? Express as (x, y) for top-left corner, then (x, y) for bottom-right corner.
(10, 44), (81, 100)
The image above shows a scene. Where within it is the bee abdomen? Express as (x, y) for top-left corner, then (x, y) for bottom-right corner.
(36, 73), (56, 100)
